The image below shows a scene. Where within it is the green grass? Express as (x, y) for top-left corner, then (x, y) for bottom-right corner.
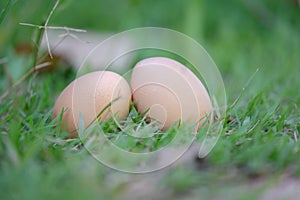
(0, 0), (300, 199)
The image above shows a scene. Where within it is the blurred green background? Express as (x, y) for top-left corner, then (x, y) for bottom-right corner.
(1, 0), (299, 100)
(0, 0), (300, 199)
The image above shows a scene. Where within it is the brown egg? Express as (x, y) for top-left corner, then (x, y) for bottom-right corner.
(130, 57), (212, 131)
(53, 71), (131, 136)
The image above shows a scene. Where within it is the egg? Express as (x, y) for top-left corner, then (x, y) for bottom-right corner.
(53, 71), (131, 136)
(130, 57), (213, 131)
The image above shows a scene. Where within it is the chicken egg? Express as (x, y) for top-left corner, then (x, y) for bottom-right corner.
(130, 57), (212, 131)
(53, 71), (131, 136)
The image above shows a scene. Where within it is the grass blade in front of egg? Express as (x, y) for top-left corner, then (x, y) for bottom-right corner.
(102, 104), (162, 153)
(85, 102), (195, 154)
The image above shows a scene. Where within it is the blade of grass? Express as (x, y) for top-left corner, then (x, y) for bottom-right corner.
(31, 22), (46, 69)
(0, 0), (17, 25)
(228, 68), (260, 112)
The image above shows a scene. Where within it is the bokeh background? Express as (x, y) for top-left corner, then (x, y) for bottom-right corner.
(1, 0), (299, 101)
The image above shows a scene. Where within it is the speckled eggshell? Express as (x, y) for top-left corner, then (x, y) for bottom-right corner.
(53, 71), (131, 136)
(130, 57), (212, 131)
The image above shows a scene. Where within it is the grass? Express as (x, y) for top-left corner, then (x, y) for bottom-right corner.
(0, 0), (300, 199)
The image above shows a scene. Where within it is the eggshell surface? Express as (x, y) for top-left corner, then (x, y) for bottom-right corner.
(53, 71), (131, 134)
(130, 57), (212, 131)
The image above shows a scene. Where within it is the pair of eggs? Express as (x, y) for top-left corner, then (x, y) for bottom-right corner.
(53, 57), (213, 136)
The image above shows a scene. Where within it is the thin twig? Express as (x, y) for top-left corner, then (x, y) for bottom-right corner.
(19, 22), (87, 63)
(15, 62), (52, 87)
(35, 62), (52, 70)
(43, 0), (60, 58)
(59, 32), (89, 44)
(0, 62), (52, 103)
(19, 23), (86, 33)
